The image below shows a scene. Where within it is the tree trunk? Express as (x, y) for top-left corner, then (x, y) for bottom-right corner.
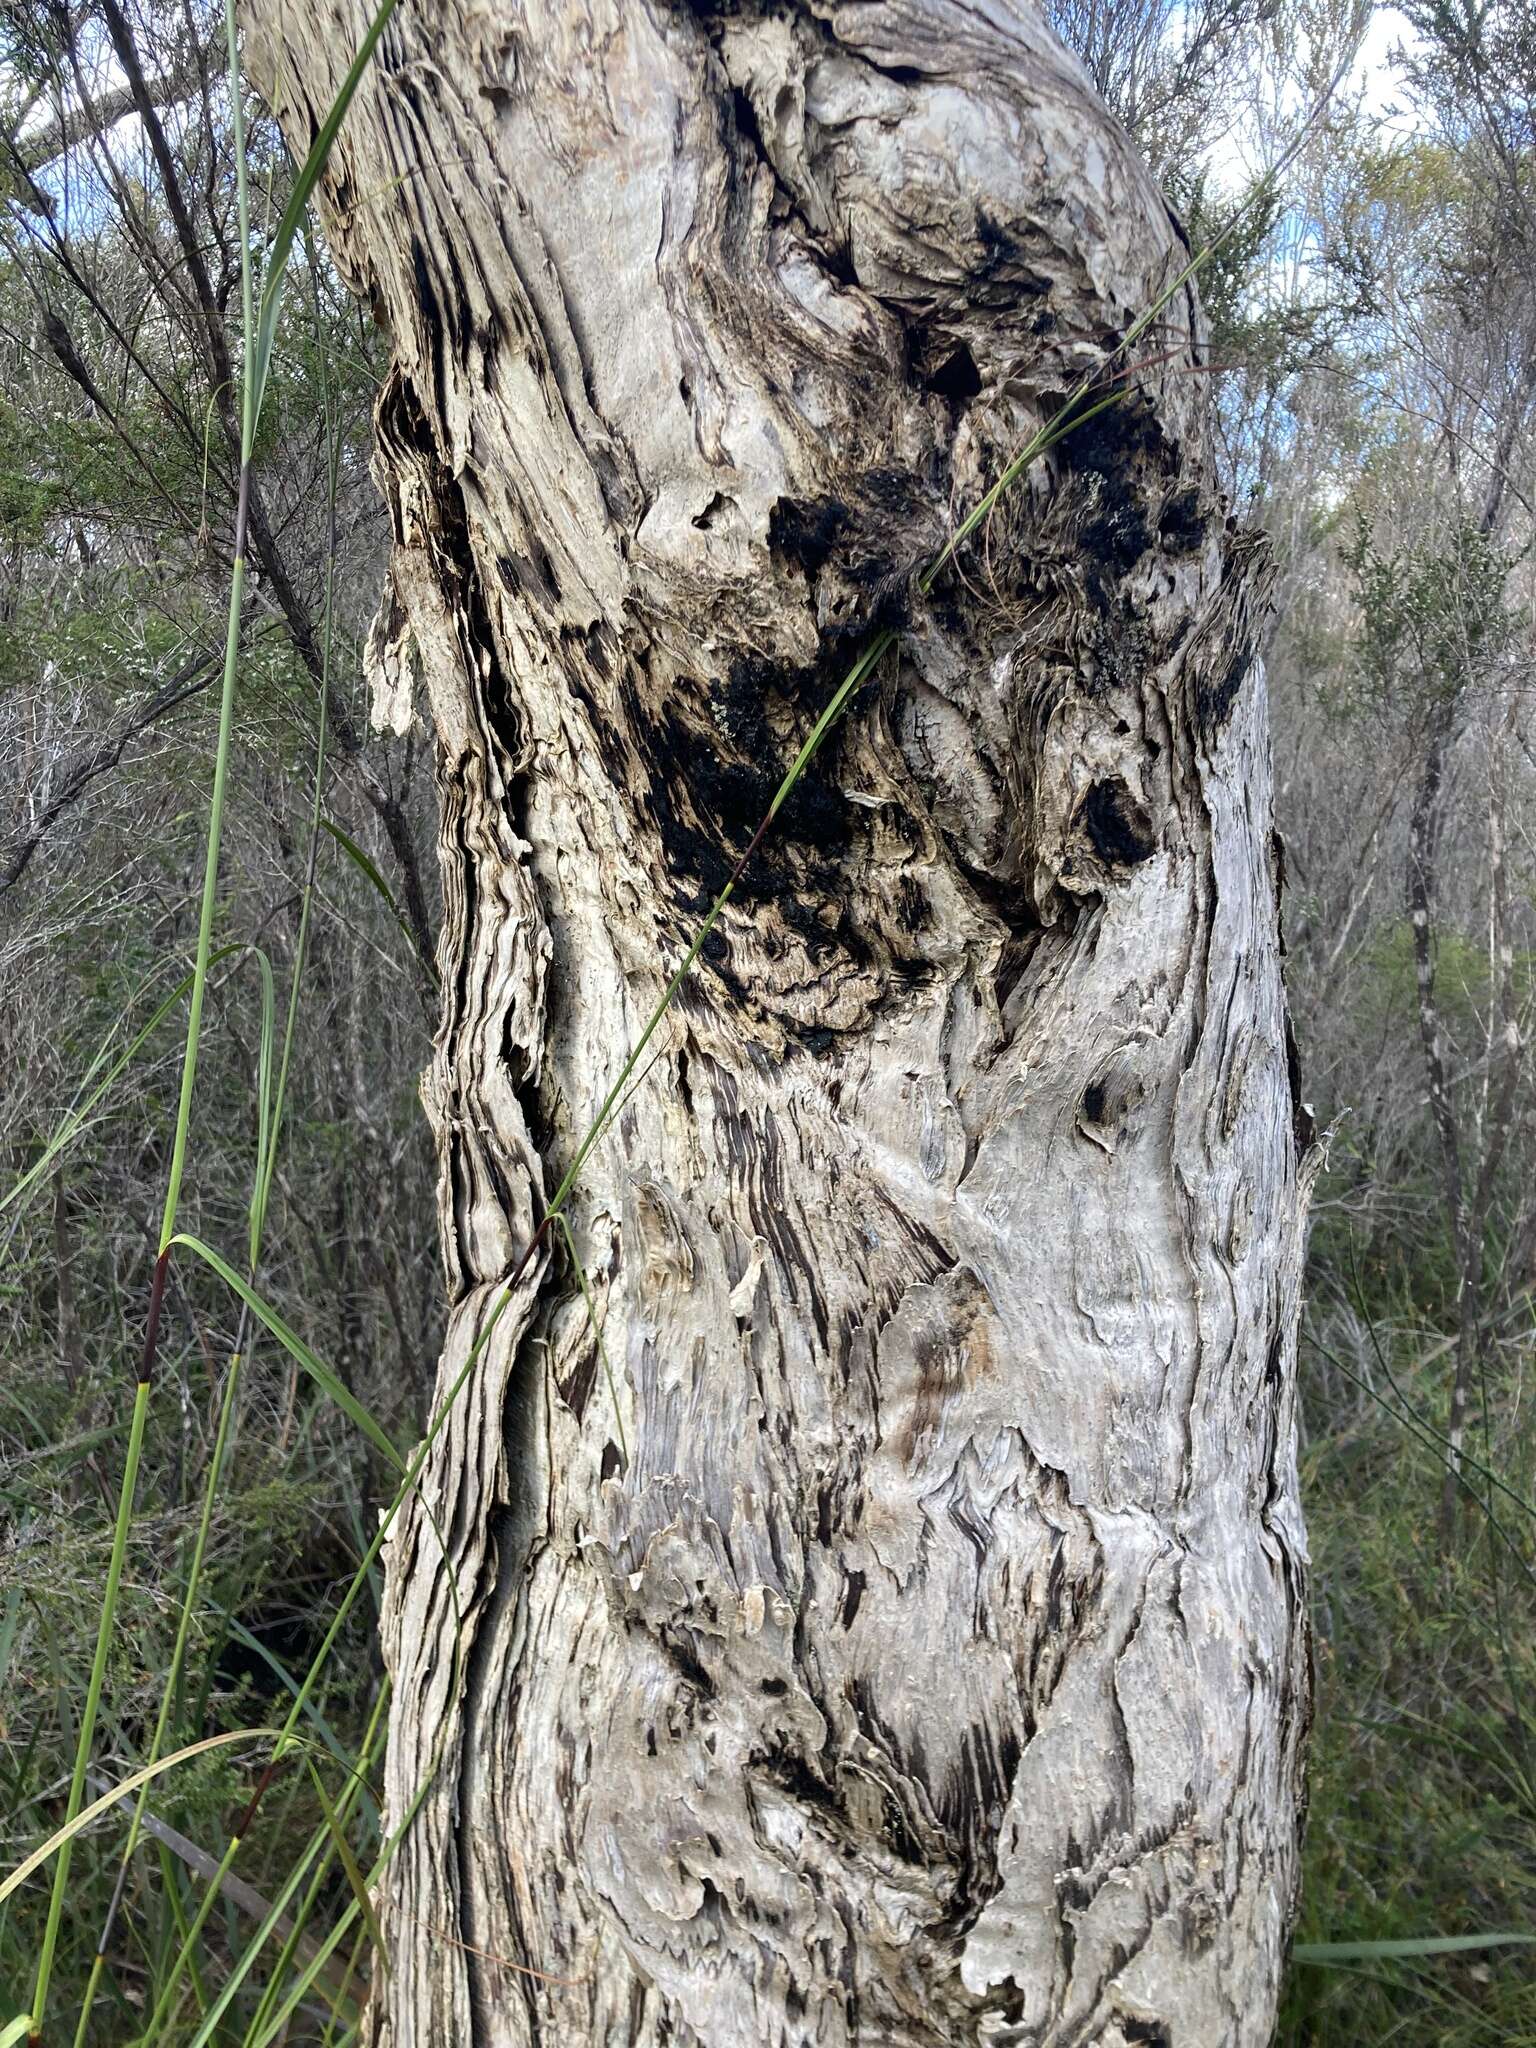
(244, 4), (1313, 2041)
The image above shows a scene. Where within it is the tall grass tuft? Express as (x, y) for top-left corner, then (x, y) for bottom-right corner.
(7, 3), (398, 2041)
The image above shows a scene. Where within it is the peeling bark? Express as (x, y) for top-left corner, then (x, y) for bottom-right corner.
(243, 4), (1313, 2042)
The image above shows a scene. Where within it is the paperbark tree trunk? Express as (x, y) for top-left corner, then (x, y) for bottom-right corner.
(244, 4), (1313, 2041)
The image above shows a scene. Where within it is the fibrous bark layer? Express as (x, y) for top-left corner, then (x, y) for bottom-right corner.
(243, 4), (1313, 2042)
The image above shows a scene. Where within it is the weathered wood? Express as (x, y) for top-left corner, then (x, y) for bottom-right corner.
(243, 4), (1313, 2040)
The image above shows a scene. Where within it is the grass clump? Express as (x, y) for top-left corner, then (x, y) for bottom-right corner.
(1283, 1295), (1536, 2045)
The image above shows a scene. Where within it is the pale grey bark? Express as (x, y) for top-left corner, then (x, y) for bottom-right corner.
(243, 4), (1313, 2042)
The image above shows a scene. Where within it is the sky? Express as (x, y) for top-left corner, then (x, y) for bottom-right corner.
(1354, 5), (1426, 130)
(1205, 1), (1428, 192)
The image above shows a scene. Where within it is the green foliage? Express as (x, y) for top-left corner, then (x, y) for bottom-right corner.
(1360, 919), (1536, 1037)
(0, 391), (71, 545)
(1344, 510), (1518, 717)
(1302, 909), (1536, 1329)
(0, 1296), (384, 2040)
(1, 4), (426, 2034)
(1165, 165), (1287, 358)
(1281, 1311), (1536, 2045)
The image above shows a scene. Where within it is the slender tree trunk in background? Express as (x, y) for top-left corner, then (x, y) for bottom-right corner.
(1403, 701), (1475, 1538)
(1413, 435), (1525, 1541)
(245, 4), (1313, 2040)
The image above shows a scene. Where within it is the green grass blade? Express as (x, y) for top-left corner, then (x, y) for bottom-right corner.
(157, 547), (248, 1254)
(320, 817), (438, 981)
(174, 1686), (390, 2048)
(252, 270), (336, 1259)
(0, 1584), (23, 1702)
(247, 0), (399, 427)
(208, 1606), (371, 1794)
(3, 1728), (280, 1912)
(1294, 1932), (1536, 1963)
(319, 817), (397, 916)
(169, 1235), (405, 1474)
(26, 1377), (152, 2030)
(79, 1350), (247, 1993)
(305, 1762), (384, 1970)
(250, 947), (277, 1269)
(125, 1833), (243, 2048)
(0, 951), (238, 1223)
(145, 1285), (499, 2034)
